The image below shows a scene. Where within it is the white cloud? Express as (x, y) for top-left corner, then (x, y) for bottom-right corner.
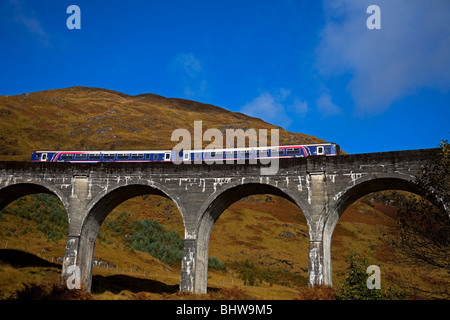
(170, 53), (208, 99)
(316, 93), (341, 117)
(173, 53), (202, 77)
(316, 0), (450, 114)
(241, 92), (288, 126)
(288, 98), (308, 116)
(7, 0), (50, 44)
(240, 90), (308, 127)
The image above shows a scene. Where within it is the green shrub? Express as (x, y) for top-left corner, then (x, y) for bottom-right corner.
(231, 259), (307, 287)
(335, 250), (406, 300)
(209, 257), (227, 271)
(0, 194), (68, 242)
(124, 219), (184, 265)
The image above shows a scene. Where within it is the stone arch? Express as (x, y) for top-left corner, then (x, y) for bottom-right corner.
(0, 182), (70, 285)
(192, 181), (311, 293)
(322, 174), (425, 286)
(77, 182), (188, 291)
(0, 182), (69, 216)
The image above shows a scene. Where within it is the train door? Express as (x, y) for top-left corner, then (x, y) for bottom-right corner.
(194, 152), (202, 163)
(164, 152), (171, 161)
(317, 146), (324, 155)
(183, 151), (191, 161)
(41, 153), (47, 162)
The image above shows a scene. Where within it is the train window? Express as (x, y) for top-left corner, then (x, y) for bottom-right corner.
(117, 154), (130, 160)
(240, 150), (250, 158)
(74, 154), (87, 160)
(317, 147), (324, 155)
(165, 153), (170, 160)
(286, 148), (300, 155)
(103, 154), (115, 160)
(153, 154), (159, 160)
(61, 154), (73, 160)
(210, 151), (216, 157)
(271, 149), (281, 156)
(258, 150), (268, 157)
(89, 154), (101, 160)
(325, 146), (331, 154)
(131, 154), (144, 160)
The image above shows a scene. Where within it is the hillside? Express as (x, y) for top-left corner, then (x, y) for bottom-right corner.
(0, 87), (446, 300)
(0, 86), (325, 161)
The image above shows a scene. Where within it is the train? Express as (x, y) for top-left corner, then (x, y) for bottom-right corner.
(31, 143), (340, 163)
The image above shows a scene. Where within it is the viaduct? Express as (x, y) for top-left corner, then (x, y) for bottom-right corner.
(0, 148), (439, 293)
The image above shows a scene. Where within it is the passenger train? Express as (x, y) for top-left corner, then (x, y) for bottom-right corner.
(31, 143), (340, 163)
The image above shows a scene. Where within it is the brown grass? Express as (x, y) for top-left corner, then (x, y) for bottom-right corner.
(294, 285), (336, 300)
(146, 286), (256, 300)
(11, 280), (92, 300)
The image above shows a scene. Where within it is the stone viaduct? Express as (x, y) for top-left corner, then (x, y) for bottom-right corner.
(0, 148), (440, 293)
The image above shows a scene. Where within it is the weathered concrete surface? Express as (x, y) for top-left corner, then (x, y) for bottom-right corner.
(0, 148), (438, 293)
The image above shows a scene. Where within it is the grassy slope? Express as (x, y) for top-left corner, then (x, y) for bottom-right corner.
(0, 87), (445, 299)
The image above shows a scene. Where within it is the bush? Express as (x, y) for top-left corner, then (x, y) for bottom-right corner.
(209, 257), (227, 271)
(232, 259), (307, 287)
(125, 219), (184, 265)
(238, 259), (261, 286)
(335, 250), (406, 300)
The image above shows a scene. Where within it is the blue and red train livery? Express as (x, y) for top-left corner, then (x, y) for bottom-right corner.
(31, 143), (340, 163)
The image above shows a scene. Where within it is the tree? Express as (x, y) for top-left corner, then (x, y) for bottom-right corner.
(389, 139), (449, 298)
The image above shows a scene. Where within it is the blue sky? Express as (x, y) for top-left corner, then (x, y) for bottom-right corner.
(1, 0), (449, 154)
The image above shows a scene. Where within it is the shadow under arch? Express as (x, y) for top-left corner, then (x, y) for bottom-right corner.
(78, 183), (187, 292)
(323, 176), (427, 287)
(193, 182), (310, 294)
